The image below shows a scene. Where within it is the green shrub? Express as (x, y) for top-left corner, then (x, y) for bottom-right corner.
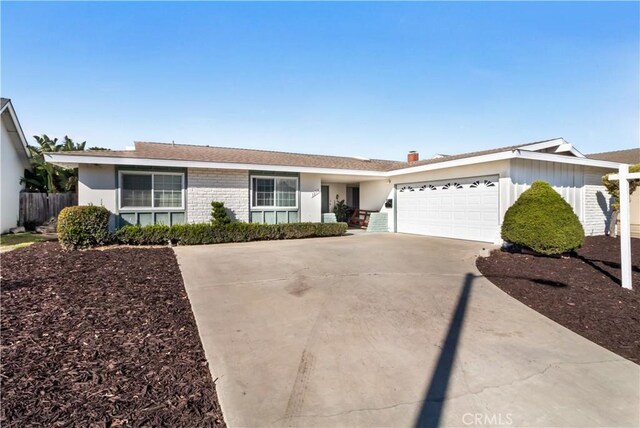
(332, 199), (351, 222)
(115, 222), (348, 246)
(115, 224), (172, 245)
(501, 181), (584, 255)
(58, 205), (112, 250)
(211, 201), (232, 225)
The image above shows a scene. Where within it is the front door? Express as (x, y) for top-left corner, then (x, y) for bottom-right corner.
(321, 185), (330, 213)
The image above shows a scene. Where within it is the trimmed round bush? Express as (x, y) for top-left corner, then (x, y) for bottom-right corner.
(58, 205), (112, 250)
(501, 181), (584, 255)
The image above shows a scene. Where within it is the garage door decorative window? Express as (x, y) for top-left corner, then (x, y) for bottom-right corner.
(470, 180), (496, 188)
(442, 183), (463, 190)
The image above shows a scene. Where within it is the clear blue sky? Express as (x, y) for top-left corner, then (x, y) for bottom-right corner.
(2, 1), (638, 160)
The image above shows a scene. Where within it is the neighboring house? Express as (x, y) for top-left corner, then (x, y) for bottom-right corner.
(46, 138), (622, 244)
(1, 98), (31, 234)
(588, 148), (640, 238)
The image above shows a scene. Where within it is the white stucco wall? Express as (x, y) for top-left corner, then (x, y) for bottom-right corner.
(359, 179), (394, 229)
(187, 168), (249, 223)
(1, 116), (30, 233)
(78, 164), (117, 228)
(325, 183), (347, 210)
(300, 173), (322, 222)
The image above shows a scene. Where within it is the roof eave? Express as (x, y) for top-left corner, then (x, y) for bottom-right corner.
(514, 150), (621, 169)
(387, 151), (517, 176)
(46, 146), (622, 177)
(44, 153), (390, 177)
(1, 100), (30, 159)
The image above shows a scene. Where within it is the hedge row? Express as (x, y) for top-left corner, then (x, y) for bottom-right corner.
(115, 222), (348, 246)
(57, 206), (348, 249)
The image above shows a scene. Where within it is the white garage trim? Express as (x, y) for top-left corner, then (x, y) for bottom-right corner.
(395, 175), (500, 243)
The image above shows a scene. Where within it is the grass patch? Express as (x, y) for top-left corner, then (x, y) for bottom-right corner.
(0, 233), (55, 249)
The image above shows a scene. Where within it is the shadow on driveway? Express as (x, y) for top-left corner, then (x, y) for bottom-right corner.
(415, 273), (474, 428)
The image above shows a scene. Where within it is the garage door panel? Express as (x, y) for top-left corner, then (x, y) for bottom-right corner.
(396, 175), (499, 242)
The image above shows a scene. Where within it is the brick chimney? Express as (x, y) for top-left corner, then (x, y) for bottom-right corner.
(407, 151), (419, 163)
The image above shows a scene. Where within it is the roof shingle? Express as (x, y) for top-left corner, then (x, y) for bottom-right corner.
(51, 140), (544, 171)
(587, 148), (640, 164)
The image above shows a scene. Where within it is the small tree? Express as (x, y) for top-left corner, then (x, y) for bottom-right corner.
(211, 201), (232, 225)
(602, 163), (640, 211)
(21, 134), (87, 193)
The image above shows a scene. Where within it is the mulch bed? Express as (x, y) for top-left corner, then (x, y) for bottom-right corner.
(1, 242), (225, 427)
(477, 236), (640, 364)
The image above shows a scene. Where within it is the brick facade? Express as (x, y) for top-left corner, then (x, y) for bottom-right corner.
(186, 168), (249, 223)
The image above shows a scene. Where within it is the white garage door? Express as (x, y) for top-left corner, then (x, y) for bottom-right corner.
(396, 175), (499, 242)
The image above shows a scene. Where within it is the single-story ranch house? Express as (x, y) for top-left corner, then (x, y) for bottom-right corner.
(46, 138), (623, 244)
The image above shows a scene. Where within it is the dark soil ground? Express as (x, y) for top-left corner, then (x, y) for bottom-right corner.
(477, 235), (640, 364)
(1, 242), (225, 427)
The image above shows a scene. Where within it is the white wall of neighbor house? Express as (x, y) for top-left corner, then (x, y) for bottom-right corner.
(187, 168), (249, 223)
(78, 164), (117, 228)
(1, 120), (30, 233)
(299, 173), (322, 222)
(629, 192), (640, 238)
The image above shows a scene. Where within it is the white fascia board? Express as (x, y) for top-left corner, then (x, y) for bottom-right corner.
(518, 138), (566, 152)
(386, 151), (517, 177)
(2, 101), (30, 158)
(44, 153), (387, 177)
(561, 144), (586, 158)
(519, 138), (586, 158)
(514, 150), (620, 169)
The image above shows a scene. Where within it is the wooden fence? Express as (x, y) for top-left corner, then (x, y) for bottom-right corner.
(19, 192), (78, 226)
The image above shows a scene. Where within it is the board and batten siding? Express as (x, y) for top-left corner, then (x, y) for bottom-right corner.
(187, 168), (249, 223)
(509, 159), (613, 236)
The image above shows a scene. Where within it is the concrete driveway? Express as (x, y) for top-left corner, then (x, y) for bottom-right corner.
(175, 233), (639, 427)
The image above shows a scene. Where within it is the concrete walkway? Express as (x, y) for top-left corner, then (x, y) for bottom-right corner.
(175, 233), (639, 427)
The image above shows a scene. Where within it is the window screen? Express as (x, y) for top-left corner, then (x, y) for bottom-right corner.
(276, 178), (297, 207)
(253, 178), (275, 207)
(121, 174), (152, 208)
(154, 174), (182, 208)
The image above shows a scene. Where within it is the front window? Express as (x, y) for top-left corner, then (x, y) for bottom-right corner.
(252, 176), (298, 208)
(120, 172), (184, 209)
